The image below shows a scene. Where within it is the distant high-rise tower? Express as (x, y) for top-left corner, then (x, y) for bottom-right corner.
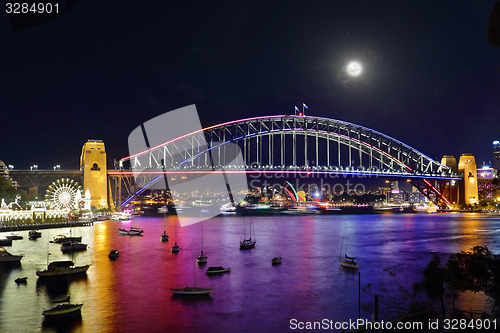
(80, 140), (108, 209)
(493, 141), (500, 171)
(458, 154), (478, 205)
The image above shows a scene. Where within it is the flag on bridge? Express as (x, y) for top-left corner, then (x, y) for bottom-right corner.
(294, 106), (299, 115)
(303, 103), (308, 109)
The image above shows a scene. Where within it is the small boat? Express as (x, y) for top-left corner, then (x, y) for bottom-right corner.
(108, 250), (119, 259)
(205, 266), (230, 275)
(15, 277), (27, 284)
(6, 233), (23, 240)
(118, 227), (143, 236)
(0, 247), (23, 263)
(196, 251), (207, 264)
(239, 238), (256, 249)
(196, 220), (207, 264)
(272, 257), (282, 265)
(171, 242), (180, 253)
(0, 239), (12, 246)
(42, 303), (83, 317)
(53, 235), (82, 244)
(240, 218), (256, 249)
(339, 237), (358, 269)
(339, 255), (359, 269)
(29, 230), (42, 239)
(161, 231), (169, 242)
(36, 260), (90, 278)
(60, 242), (87, 253)
(170, 287), (213, 295)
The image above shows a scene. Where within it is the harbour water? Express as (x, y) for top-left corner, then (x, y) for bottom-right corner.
(0, 213), (499, 332)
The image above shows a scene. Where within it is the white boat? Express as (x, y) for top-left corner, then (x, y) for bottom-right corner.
(0, 247), (23, 263)
(170, 287), (213, 295)
(29, 230), (42, 239)
(118, 227), (143, 236)
(36, 260), (90, 278)
(205, 266), (230, 275)
(60, 242), (87, 253)
(42, 303), (83, 317)
(272, 257), (282, 265)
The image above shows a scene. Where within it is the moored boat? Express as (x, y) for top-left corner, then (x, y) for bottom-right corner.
(240, 218), (256, 249)
(170, 287), (213, 295)
(42, 303), (83, 317)
(29, 230), (42, 239)
(118, 227), (143, 236)
(272, 257), (282, 265)
(60, 242), (87, 253)
(161, 231), (169, 242)
(15, 277), (27, 284)
(36, 260), (90, 278)
(339, 255), (359, 269)
(239, 238), (256, 249)
(339, 237), (358, 269)
(196, 251), (207, 264)
(0, 247), (23, 263)
(0, 239), (13, 246)
(171, 242), (180, 253)
(205, 266), (230, 275)
(108, 250), (119, 259)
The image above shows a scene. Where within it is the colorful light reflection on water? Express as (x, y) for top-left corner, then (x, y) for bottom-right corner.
(0, 213), (499, 332)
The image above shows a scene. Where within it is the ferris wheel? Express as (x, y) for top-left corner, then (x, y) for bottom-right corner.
(45, 178), (82, 209)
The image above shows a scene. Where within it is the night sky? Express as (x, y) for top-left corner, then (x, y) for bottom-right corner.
(1, 1), (499, 169)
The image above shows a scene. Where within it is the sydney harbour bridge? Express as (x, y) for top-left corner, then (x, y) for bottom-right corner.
(8, 114), (461, 209)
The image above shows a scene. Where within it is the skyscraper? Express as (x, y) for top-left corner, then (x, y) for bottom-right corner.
(493, 141), (500, 172)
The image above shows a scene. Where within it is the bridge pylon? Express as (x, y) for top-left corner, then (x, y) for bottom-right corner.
(80, 140), (109, 209)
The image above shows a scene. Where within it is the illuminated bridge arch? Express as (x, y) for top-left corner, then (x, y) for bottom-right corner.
(120, 115), (453, 177)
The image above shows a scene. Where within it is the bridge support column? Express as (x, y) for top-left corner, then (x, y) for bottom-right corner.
(458, 154), (478, 205)
(81, 140), (109, 209)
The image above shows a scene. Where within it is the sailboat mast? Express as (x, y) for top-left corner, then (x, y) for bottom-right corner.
(243, 217), (246, 240)
(201, 221), (204, 251)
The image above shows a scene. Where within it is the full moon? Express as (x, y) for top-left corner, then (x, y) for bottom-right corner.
(346, 62), (362, 76)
